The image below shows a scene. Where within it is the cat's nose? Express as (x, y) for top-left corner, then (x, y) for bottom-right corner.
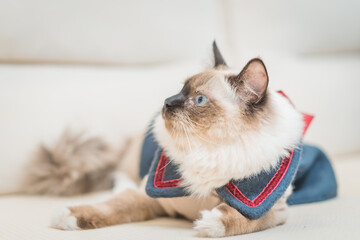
(165, 93), (185, 108)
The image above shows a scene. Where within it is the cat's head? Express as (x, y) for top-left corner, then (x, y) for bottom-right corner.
(160, 41), (271, 149)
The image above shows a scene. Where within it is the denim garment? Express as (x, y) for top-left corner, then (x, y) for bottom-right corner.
(141, 129), (337, 220)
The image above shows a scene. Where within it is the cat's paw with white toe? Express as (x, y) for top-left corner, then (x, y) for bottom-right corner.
(51, 207), (80, 230)
(194, 208), (225, 238)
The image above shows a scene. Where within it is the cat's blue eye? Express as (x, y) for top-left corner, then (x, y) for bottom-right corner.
(194, 94), (208, 106)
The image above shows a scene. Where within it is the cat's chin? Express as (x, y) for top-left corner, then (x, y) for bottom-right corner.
(153, 114), (194, 154)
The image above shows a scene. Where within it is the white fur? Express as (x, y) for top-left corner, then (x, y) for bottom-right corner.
(194, 208), (225, 237)
(50, 208), (79, 230)
(112, 171), (138, 194)
(153, 83), (304, 197)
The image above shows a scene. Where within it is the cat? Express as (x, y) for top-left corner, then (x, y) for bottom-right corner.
(50, 42), (304, 237)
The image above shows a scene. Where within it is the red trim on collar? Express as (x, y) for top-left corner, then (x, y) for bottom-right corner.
(154, 151), (181, 188)
(224, 149), (294, 207)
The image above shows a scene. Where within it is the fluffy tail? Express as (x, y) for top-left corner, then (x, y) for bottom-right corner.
(22, 130), (121, 196)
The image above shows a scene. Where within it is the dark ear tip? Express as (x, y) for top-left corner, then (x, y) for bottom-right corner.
(212, 40), (220, 54)
(212, 40), (217, 48)
(248, 58), (265, 65)
(212, 40), (227, 67)
(245, 58), (268, 75)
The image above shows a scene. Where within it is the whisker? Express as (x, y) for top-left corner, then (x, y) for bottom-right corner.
(182, 122), (192, 152)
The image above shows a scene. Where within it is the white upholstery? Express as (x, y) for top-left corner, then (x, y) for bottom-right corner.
(1, 156), (359, 240)
(0, 0), (225, 64)
(223, 0), (360, 63)
(1, 197), (359, 240)
(0, 61), (203, 193)
(1, 0), (359, 65)
(1, 55), (359, 193)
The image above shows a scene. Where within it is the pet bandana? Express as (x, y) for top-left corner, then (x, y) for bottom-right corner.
(140, 91), (337, 219)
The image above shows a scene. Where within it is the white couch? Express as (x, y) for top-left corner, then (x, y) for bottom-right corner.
(0, 0), (359, 239)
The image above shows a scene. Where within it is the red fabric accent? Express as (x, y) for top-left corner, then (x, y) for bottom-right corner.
(277, 90), (314, 136)
(154, 151), (182, 188)
(224, 149), (294, 207)
(302, 113), (314, 137)
(277, 90), (293, 106)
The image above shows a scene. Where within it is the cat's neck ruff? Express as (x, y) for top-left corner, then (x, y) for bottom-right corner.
(153, 90), (304, 197)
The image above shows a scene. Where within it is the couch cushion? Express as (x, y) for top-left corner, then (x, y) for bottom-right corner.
(0, 0), (225, 64)
(1, 156), (359, 239)
(0, 61), (202, 193)
(0, 194), (359, 240)
(224, 0), (360, 61)
(1, 55), (359, 194)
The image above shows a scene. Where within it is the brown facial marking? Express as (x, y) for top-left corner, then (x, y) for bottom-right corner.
(162, 58), (273, 148)
(225, 58), (271, 126)
(227, 58), (269, 106)
(226, 72), (272, 130)
(162, 70), (226, 143)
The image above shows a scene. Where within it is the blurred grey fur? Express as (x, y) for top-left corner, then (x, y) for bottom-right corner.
(22, 130), (123, 196)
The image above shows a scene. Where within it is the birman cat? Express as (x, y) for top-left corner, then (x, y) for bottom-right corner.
(48, 42), (336, 237)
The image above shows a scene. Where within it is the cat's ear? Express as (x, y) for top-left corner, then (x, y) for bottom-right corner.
(232, 58), (269, 104)
(213, 41), (227, 67)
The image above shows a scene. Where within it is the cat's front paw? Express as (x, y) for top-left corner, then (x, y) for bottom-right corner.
(194, 208), (225, 238)
(51, 207), (80, 230)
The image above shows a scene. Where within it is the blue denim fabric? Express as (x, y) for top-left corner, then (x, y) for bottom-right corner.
(215, 147), (302, 219)
(144, 147), (189, 198)
(287, 145), (338, 205)
(139, 126), (159, 179)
